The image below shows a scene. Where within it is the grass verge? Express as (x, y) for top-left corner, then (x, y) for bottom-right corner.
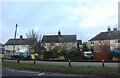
(2, 61), (119, 76)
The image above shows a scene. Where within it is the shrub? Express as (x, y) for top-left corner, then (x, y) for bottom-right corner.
(64, 49), (81, 61)
(44, 50), (59, 59)
(59, 48), (66, 56)
(44, 51), (52, 59)
(109, 52), (120, 60)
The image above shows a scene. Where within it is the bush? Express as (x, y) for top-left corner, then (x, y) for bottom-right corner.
(59, 48), (66, 56)
(64, 49), (81, 61)
(109, 52), (120, 60)
(44, 51), (59, 59)
(44, 51), (52, 59)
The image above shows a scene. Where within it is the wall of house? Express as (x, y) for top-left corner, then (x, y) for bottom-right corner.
(42, 42), (77, 51)
(90, 40), (110, 52)
(5, 45), (29, 52)
(90, 39), (119, 52)
(110, 39), (119, 50)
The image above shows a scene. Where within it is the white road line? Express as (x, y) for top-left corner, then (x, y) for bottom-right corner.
(6, 68), (15, 72)
(38, 73), (45, 76)
(17, 70), (39, 74)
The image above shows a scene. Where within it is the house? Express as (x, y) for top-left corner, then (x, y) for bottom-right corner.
(41, 31), (77, 51)
(0, 43), (4, 54)
(4, 35), (33, 53)
(0, 43), (4, 58)
(89, 27), (120, 52)
(89, 27), (120, 60)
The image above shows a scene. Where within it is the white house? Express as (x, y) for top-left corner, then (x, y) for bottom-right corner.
(4, 35), (33, 52)
(41, 31), (78, 51)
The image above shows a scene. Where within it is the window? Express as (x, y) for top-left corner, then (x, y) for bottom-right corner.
(91, 42), (94, 44)
(118, 39), (120, 43)
(64, 43), (67, 45)
(21, 45), (25, 47)
(115, 40), (118, 43)
(51, 43), (55, 46)
(42, 43), (45, 46)
(99, 41), (101, 43)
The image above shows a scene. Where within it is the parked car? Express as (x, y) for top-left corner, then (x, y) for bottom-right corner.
(110, 49), (120, 53)
(11, 50), (31, 60)
(82, 51), (93, 59)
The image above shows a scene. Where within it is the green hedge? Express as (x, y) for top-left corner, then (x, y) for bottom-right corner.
(44, 51), (59, 59)
(64, 49), (81, 61)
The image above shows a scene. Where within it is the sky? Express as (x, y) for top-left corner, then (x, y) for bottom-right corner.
(0, 0), (119, 44)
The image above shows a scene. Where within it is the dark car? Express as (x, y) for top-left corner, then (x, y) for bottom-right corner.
(11, 51), (31, 60)
(82, 51), (93, 59)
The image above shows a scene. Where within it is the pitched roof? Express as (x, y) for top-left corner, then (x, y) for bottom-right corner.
(89, 30), (120, 41)
(41, 35), (77, 43)
(5, 38), (33, 45)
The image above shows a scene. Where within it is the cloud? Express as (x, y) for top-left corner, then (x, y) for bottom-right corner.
(62, 0), (118, 29)
(1, 0), (119, 43)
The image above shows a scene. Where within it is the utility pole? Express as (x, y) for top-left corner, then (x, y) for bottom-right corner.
(13, 24), (18, 53)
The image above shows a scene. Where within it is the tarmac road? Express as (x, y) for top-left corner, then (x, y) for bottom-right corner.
(2, 67), (119, 78)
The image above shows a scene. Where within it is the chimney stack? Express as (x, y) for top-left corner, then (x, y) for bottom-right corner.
(20, 35), (23, 39)
(58, 30), (61, 36)
(107, 27), (111, 32)
(113, 27), (117, 31)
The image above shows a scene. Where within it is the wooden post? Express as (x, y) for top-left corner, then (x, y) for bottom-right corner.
(2, 58), (3, 62)
(69, 59), (71, 66)
(17, 59), (20, 63)
(34, 59), (36, 64)
(102, 60), (105, 67)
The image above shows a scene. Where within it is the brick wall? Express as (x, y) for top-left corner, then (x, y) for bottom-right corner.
(93, 52), (109, 60)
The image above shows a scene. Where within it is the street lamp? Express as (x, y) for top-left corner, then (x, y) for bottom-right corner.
(13, 24), (18, 53)
(108, 29), (111, 52)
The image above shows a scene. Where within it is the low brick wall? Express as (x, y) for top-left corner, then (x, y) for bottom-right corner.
(93, 52), (109, 60)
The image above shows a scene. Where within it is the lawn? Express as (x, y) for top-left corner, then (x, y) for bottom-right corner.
(2, 61), (119, 76)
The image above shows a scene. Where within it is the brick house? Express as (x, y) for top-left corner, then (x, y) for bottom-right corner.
(89, 27), (120, 60)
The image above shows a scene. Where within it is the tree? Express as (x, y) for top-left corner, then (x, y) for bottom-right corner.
(26, 29), (40, 52)
(82, 43), (90, 51)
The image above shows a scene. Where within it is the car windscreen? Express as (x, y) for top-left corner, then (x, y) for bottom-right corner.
(85, 53), (92, 55)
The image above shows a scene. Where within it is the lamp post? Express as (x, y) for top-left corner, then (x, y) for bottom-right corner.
(107, 27), (111, 52)
(108, 31), (111, 52)
(13, 24), (18, 53)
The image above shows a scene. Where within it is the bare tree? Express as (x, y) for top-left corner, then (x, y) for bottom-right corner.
(26, 29), (39, 52)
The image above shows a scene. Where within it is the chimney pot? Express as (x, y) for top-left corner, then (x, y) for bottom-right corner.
(20, 35), (23, 39)
(108, 27), (111, 32)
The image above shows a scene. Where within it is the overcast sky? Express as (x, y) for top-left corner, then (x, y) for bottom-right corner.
(0, 0), (119, 44)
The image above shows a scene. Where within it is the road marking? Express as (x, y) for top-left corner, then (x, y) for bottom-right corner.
(38, 73), (45, 76)
(18, 70), (38, 74)
(6, 68), (15, 72)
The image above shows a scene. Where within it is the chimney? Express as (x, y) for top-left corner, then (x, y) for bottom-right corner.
(113, 27), (117, 31)
(20, 35), (23, 39)
(58, 30), (61, 36)
(107, 27), (111, 32)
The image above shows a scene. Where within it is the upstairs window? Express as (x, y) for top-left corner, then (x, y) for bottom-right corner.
(91, 42), (94, 44)
(118, 39), (120, 43)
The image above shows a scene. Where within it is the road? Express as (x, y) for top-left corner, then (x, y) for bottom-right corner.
(3, 59), (119, 67)
(2, 67), (70, 76)
(2, 67), (117, 78)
